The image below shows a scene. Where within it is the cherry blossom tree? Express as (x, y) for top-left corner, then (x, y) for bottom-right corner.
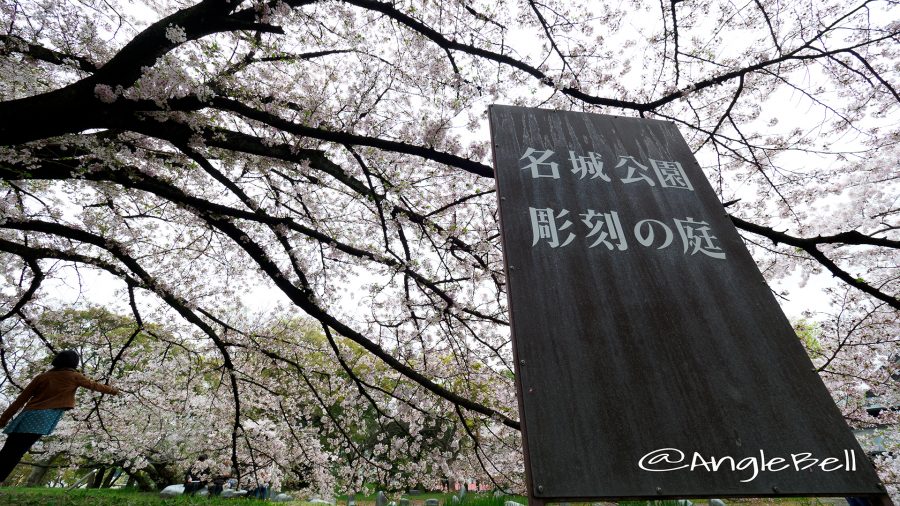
(0, 0), (897, 496)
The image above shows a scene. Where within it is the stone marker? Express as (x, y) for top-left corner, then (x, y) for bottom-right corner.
(504, 501), (524, 506)
(159, 484), (184, 497)
(408, 490), (422, 495)
(425, 498), (440, 506)
(452, 496), (460, 504)
(709, 500), (726, 506)
(458, 487), (467, 499)
(273, 493), (294, 503)
(677, 501), (693, 506)
(376, 491), (388, 506)
(348, 493), (356, 506)
(400, 498), (410, 506)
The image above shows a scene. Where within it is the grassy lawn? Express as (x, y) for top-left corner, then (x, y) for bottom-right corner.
(0, 487), (845, 506)
(0, 486), (276, 505)
(0, 488), (530, 506)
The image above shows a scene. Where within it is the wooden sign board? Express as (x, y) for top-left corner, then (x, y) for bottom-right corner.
(489, 105), (885, 501)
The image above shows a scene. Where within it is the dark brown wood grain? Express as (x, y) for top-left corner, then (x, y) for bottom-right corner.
(489, 105), (885, 500)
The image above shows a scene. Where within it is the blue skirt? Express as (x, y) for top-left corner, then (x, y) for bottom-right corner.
(3, 409), (65, 435)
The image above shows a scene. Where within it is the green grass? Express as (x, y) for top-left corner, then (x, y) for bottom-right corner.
(0, 486), (276, 505)
(457, 494), (526, 506)
(0, 487), (529, 506)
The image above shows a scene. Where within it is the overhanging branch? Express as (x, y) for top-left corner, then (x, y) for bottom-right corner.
(730, 215), (899, 310)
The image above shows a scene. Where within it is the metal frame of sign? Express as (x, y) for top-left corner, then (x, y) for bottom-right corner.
(488, 105), (893, 506)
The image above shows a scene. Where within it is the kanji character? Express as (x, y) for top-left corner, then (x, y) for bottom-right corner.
(615, 156), (656, 186)
(650, 159), (693, 190)
(529, 207), (575, 248)
(520, 148), (559, 179)
(580, 209), (627, 250)
(569, 151), (610, 181)
(674, 217), (726, 259)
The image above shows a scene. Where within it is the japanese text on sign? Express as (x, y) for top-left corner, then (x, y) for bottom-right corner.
(520, 147), (722, 260)
(529, 208), (726, 260)
(520, 148), (694, 190)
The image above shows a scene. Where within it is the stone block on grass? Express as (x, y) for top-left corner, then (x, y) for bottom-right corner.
(159, 484), (184, 497)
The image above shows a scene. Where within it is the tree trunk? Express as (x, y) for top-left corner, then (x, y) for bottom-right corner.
(129, 470), (156, 491)
(101, 467), (118, 488)
(89, 467), (106, 488)
(25, 452), (59, 486)
(146, 462), (178, 489)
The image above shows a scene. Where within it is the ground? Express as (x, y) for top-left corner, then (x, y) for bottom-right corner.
(0, 488), (854, 506)
(0, 487), (275, 505)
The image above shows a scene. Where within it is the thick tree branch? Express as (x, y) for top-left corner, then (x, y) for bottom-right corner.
(210, 96), (494, 178)
(0, 257), (44, 322)
(0, 35), (99, 73)
(730, 215), (899, 310)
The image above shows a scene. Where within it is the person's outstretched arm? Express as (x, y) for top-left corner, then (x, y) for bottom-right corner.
(0, 377), (42, 426)
(74, 373), (119, 395)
